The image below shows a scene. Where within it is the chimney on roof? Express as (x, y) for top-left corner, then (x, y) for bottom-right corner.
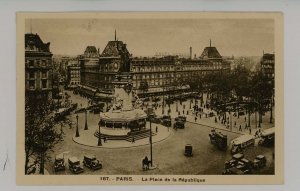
(115, 29), (116, 41)
(190, 47), (192, 59)
(210, 39), (211, 47)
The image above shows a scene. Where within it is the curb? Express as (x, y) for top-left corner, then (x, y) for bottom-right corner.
(72, 129), (174, 149)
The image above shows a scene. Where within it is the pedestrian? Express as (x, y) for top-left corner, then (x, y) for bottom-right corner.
(249, 128), (252, 135)
(104, 137), (107, 143)
(156, 126), (158, 133)
(215, 117), (217, 123)
(187, 111), (189, 115)
(239, 125), (242, 131)
(245, 123), (248, 129)
(183, 110), (185, 114)
(195, 116), (197, 122)
(244, 116), (246, 122)
(132, 137), (135, 143)
(199, 114), (201, 119)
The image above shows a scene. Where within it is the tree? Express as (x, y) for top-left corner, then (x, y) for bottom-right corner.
(25, 96), (60, 174)
(249, 71), (273, 126)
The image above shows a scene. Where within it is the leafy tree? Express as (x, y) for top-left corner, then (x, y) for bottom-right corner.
(25, 96), (60, 174)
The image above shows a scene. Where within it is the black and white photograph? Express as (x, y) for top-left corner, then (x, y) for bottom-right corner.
(16, 12), (283, 185)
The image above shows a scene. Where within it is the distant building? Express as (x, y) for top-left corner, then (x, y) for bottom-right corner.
(261, 53), (275, 79)
(131, 42), (230, 96)
(25, 33), (53, 101)
(79, 36), (230, 100)
(66, 59), (81, 89)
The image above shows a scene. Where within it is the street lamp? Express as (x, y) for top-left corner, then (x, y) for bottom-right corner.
(149, 113), (154, 167)
(75, 114), (80, 137)
(162, 86), (165, 115)
(84, 110), (88, 130)
(98, 120), (102, 146)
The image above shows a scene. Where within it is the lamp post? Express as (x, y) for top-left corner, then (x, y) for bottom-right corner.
(162, 86), (165, 115)
(98, 120), (102, 146)
(84, 110), (88, 130)
(149, 113), (153, 167)
(75, 114), (80, 137)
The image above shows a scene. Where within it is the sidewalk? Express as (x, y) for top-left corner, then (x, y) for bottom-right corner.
(153, 98), (274, 136)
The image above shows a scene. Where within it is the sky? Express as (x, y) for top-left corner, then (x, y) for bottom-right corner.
(25, 18), (274, 57)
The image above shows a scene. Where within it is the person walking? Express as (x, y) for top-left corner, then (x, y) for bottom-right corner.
(239, 125), (242, 131)
(249, 128), (252, 135)
(156, 126), (158, 133)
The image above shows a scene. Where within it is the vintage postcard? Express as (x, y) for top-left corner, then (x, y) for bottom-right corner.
(16, 12), (283, 185)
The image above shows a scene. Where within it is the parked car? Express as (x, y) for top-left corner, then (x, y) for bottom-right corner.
(83, 155), (102, 170)
(253, 155), (266, 168)
(54, 154), (65, 172)
(184, 144), (193, 157)
(175, 115), (186, 122)
(68, 157), (84, 174)
(161, 115), (172, 127)
(174, 120), (185, 129)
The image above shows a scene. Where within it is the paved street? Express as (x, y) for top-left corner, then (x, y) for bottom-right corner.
(46, 90), (274, 175)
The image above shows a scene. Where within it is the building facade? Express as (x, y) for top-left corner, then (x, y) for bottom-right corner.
(25, 33), (53, 101)
(66, 59), (81, 88)
(261, 53), (275, 79)
(131, 45), (230, 96)
(79, 38), (230, 100)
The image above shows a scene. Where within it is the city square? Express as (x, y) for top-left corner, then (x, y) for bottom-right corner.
(23, 17), (276, 176)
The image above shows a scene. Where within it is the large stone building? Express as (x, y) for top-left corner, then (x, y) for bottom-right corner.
(66, 59), (81, 89)
(79, 36), (230, 100)
(25, 33), (53, 101)
(131, 43), (230, 96)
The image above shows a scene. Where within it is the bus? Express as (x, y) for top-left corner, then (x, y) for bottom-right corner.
(230, 134), (255, 154)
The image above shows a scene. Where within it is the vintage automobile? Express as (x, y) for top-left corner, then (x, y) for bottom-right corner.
(209, 129), (227, 150)
(68, 157), (84, 174)
(161, 115), (172, 127)
(174, 120), (185, 129)
(54, 154), (65, 172)
(258, 127), (275, 146)
(148, 114), (162, 124)
(253, 155), (267, 168)
(240, 158), (253, 170)
(235, 164), (251, 174)
(83, 155), (102, 170)
(175, 115), (187, 122)
(184, 144), (193, 157)
(222, 167), (245, 175)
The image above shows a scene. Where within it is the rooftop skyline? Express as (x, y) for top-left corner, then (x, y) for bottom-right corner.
(25, 18), (274, 57)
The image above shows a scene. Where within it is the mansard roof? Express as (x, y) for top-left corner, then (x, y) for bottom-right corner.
(200, 47), (222, 59)
(101, 40), (130, 57)
(25, 33), (51, 53)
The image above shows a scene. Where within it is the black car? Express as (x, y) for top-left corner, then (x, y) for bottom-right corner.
(161, 115), (172, 127)
(174, 121), (185, 129)
(68, 157), (84, 174)
(184, 144), (193, 157)
(83, 155), (102, 170)
(54, 154), (65, 172)
(175, 116), (186, 122)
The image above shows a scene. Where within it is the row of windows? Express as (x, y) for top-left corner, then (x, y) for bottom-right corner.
(27, 79), (48, 89)
(133, 73), (174, 80)
(26, 59), (51, 68)
(131, 65), (174, 72)
(133, 79), (174, 87)
(27, 71), (48, 79)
